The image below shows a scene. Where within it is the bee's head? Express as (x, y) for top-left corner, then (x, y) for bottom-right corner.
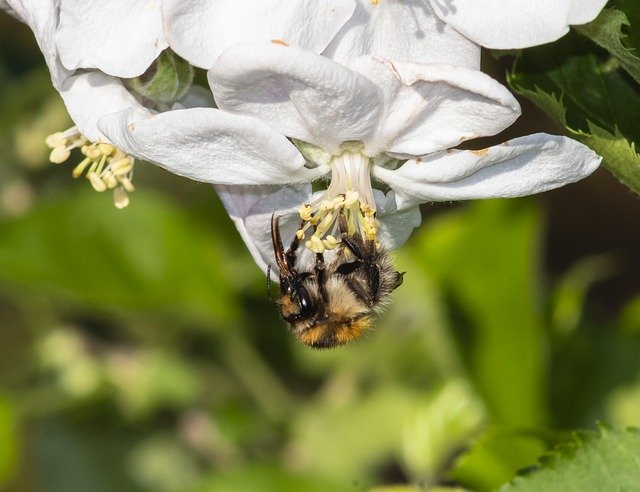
(280, 277), (315, 322)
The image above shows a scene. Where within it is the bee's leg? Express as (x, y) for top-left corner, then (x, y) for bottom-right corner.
(315, 252), (330, 304)
(284, 219), (306, 267)
(337, 210), (365, 259)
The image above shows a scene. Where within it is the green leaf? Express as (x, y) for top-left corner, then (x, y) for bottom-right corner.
(414, 200), (547, 427)
(194, 465), (354, 492)
(581, 122), (640, 195)
(0, 397), (16, 486)
(288, 385), (418, 483)
(0, 188), (251, 325)
(550, 255), (617, 336)
(575, 8), (640, 85)
(618, 0), (640, 51)
(32, 417), (143, 492)
(507, 34), (640, 195)
(450, 427), (547, 492)
(370, 487), (467, 492)
(500, 425), (640, 491)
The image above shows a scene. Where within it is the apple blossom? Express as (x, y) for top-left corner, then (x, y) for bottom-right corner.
(324, 0), (480, 69)
(332, 0), (607, 52)
(98, 42), (600, 272)
(428, 0), (608, 49)
(55, 0), (168, 78)
(162, 0), (357, 68)
(4, 1), (603, 275)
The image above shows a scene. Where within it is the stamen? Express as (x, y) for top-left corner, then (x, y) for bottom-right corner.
(296, 151), (378, 251)
(45, 127), (136, 208)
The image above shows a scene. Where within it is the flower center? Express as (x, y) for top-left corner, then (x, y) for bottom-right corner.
(46, 127), (136, 209)
(297, 151), (379, 253)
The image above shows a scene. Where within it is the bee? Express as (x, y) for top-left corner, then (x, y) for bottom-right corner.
(270, 213), (404, 349)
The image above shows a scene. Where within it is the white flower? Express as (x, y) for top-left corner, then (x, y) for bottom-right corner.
(162, 0), (357, 68)
(7, 0), (155, 206)
(6, 0), (151, 138)
(55, 0), (168, 78)
(429, 0), (608, 49)
(98, 43), (601, 272)
(329, 0), (608, 52)
(324, 0), (480, 69)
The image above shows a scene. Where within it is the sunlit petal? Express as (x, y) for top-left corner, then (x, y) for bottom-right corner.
(325, 0), (480, 69)
(429, 0), (608, 49)
(210, 43), (383, 154)
(374, 134), (602, 209)
(99, 107), (327, 185)
(163, 0), (355, 68)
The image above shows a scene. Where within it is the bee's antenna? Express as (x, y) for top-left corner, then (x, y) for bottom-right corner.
(267, 264), (273, 300)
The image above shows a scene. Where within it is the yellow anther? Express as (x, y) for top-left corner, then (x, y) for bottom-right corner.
(306, 235), (325, 254)
(103, 172), (118, 189)
(121, 177), (135, 193)
(323, 235), (341, 250)
(110, 158), (133, 175)
(83, 146), (102, 159)
(344, 190), (360, 207)
(296, 229), (305, 240)
(87, 172), (107, 192)
(299, 204), (313, 221)
(49, 146), (71, 164)
(113, 187), (130, 209)
(316, 211), (334, 234)
(45, 132), (67, 148)
(360, 202), (376, 217)
(97, 143), (115, 156)
(318, 200), (335, 212)
(47, 127), (136, 208)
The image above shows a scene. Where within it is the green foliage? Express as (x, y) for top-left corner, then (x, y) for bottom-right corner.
(575, 8), (640, 85)
(0, 397), (16, 486)
(450, 427), (547, 492)
(195, 466), (355, 492)
(506, 11), (640, 195)
(500, 425), (640, 491)
(413, 200), (546, 427)
(0, 188), (250, 324)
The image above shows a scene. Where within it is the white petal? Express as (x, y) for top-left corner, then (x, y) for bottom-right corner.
(60, 72), (151, 142)
(1, 1), (21, 20)
(374, 134), (602, 209)
(567, 0), (609, 25)
(324, 0), (480, 70)
(216, 184), (312, 277)
(98, 107), (328, 185)
(55, 0), (167, 78)
(429, 0), (608, 49)
(373, 190), (422, 251)
(163, 0), (355, 69)
(6, 0), (71, 88)
(352, 58), (520, 156)
(210, 43), (383, 154)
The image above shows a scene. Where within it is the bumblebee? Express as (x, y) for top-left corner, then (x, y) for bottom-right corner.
(270, 213), (404, 349)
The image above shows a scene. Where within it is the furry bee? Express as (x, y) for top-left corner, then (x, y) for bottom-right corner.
(270, 213), (404, 349)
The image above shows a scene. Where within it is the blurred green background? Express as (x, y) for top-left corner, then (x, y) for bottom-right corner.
(2, 10), (640, 492)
